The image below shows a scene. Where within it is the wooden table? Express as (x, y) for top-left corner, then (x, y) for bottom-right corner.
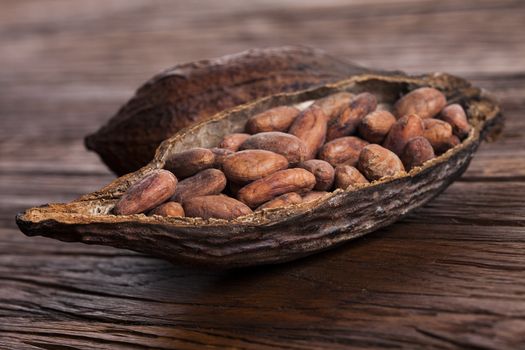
(1, 1), (524, 348)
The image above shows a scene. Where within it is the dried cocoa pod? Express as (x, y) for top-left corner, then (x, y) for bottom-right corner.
(256, 192), (303, 211)
(164, 148), (215, 178)
(334, 165), (369, 190)
(113, 170), (178, 215)
(171, 168), (227, 203)
(218, 133), (251, 151)
(423, 119), (454, 154)
(85, 46), (366, 175)
(326, 92), (377, 141)
(440, 104), (471, 139)
(358, 110), (396, 144)
(239, 131), (307, 165)
(19, 73), (500, 268)
(312, 92), (354, 120)
(383, 114), (425, 156)
(394, 87), (446, 119)
(400, 136), (436, 170)
(183, 195), (252, 220)
(288, 105), (328, 159)
(237, 168), (316, 208)
(210, 147), (234, 169)
(298, 159), (335, 191)
(245, 106), (300, 134)
(358, 144), (405, 181)
(318, 136), (369, 167)
(222, 150), (289, 183)
(302, 191), (330, 203)
(149, 202), (185, 217)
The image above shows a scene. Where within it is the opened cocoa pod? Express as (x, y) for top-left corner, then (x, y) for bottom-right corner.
(84, 46), (368, 175)
(17, 72), (502, 267)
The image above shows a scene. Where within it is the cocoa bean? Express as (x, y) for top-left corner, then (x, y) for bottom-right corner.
(149, 202), (185, 217)
(245, 106), (300, 134)
(164, 148), (215, 178)
(222, 150), (289, 183)
(334, 165), (369, 189)
(383, 114), (425, 156)
(113, 170), (178, 215)
(358, 110), (396, 144)
(256, 192), (303, 211)
(218, 133), (251, 151)
(237, 168), (316, 208)
(298, 159), (335, 191)
(358, 144), (405, 181)
(318, 136), (369, 167)
(326, 92), (377, 141)
(440, 104), (471, 139)
(288, 105), (328, 159)
(394, 87), (446, 119)
(184, 195), (252, 220)
(171, 168), (227, 203)
(240, 131), (307, 165)
(400, 136), (436, 170)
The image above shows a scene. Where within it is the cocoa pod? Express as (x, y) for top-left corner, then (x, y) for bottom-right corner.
(171, 168), (227, 203)
(288, 105), (328, 159)
(318, 136), (369, 167)
(383, 113), (425, 156)
(183, 195), (252, 220)
(210, 147), (234, 169)
(326, 92), (377, 141)
(298, 159), (335, 191)
(312, 92), (354, 120)
(222, 150), (289, 183)
(149, 202), (185, 217)
(400, 136), (436, 170)
(238, 168), (316, 208)
(85, 46), (365, 175)
(245, 106), (300, 134)
(164, 148), (215, 178)
(423, 118), (454, 154)
(358, 144), (405, 181)
(394, 87), (446, 119)
(334, 165), (369, 190)
(218, 133), (251, 151)
(240, 131), (307, 165)
(113, 170), (178, 215)
(302, 191), (330, 203)
(358, 110), (396, 143)
(256, 192), (303, 211)
(18, 70), (500, 269)
(440, 104), (471, 139)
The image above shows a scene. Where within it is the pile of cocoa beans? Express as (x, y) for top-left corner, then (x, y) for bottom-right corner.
(113, 87), (471, 220)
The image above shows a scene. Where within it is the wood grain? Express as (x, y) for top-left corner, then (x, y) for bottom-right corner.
(1, 0), (524, 348)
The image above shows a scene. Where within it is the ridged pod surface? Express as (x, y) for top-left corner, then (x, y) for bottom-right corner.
(85, 46), (368, 175)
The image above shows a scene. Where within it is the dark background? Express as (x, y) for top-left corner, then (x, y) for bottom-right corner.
(1, 1), (524, 348)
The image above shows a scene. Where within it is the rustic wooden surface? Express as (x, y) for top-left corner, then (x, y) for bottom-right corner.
(1, 0), (524, 349)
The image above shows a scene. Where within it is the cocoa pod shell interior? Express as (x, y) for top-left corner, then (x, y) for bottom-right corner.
(17, 72), (502, 268)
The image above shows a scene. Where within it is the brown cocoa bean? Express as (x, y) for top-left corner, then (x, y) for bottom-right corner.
(440, 104), (471, 139)
(298, 159), (335, 191)
(148, 202), (185, 217)
(171, 168), (227, 203)
(358, 144), (405, 181)
(302, 191), (330, 203)
(423, 118), (454, 154)
(164, 148), (215, 178)
(318, 136), (369, 167)
(358, 110), (397, 143)
(240, 131), (307, 165)
(383, 113), (425, 156)
(222, 150), (289, 183)
(237, 168), (316, 208)
(400, 136), (436, 170)
(312, 92), (354, 120)
(334, 165), (369, 190)
(245, 106), (301, 134)
(326, 92), (377, 141)
(183, 195), (252, 220)
(210, 147), (234, 169)
(256, 192), (303, 211)
(288, 105), (328, 159)
(394, 87), (446, 119)
(218, 133), (251, 151)
(113, 170), (178, 215)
